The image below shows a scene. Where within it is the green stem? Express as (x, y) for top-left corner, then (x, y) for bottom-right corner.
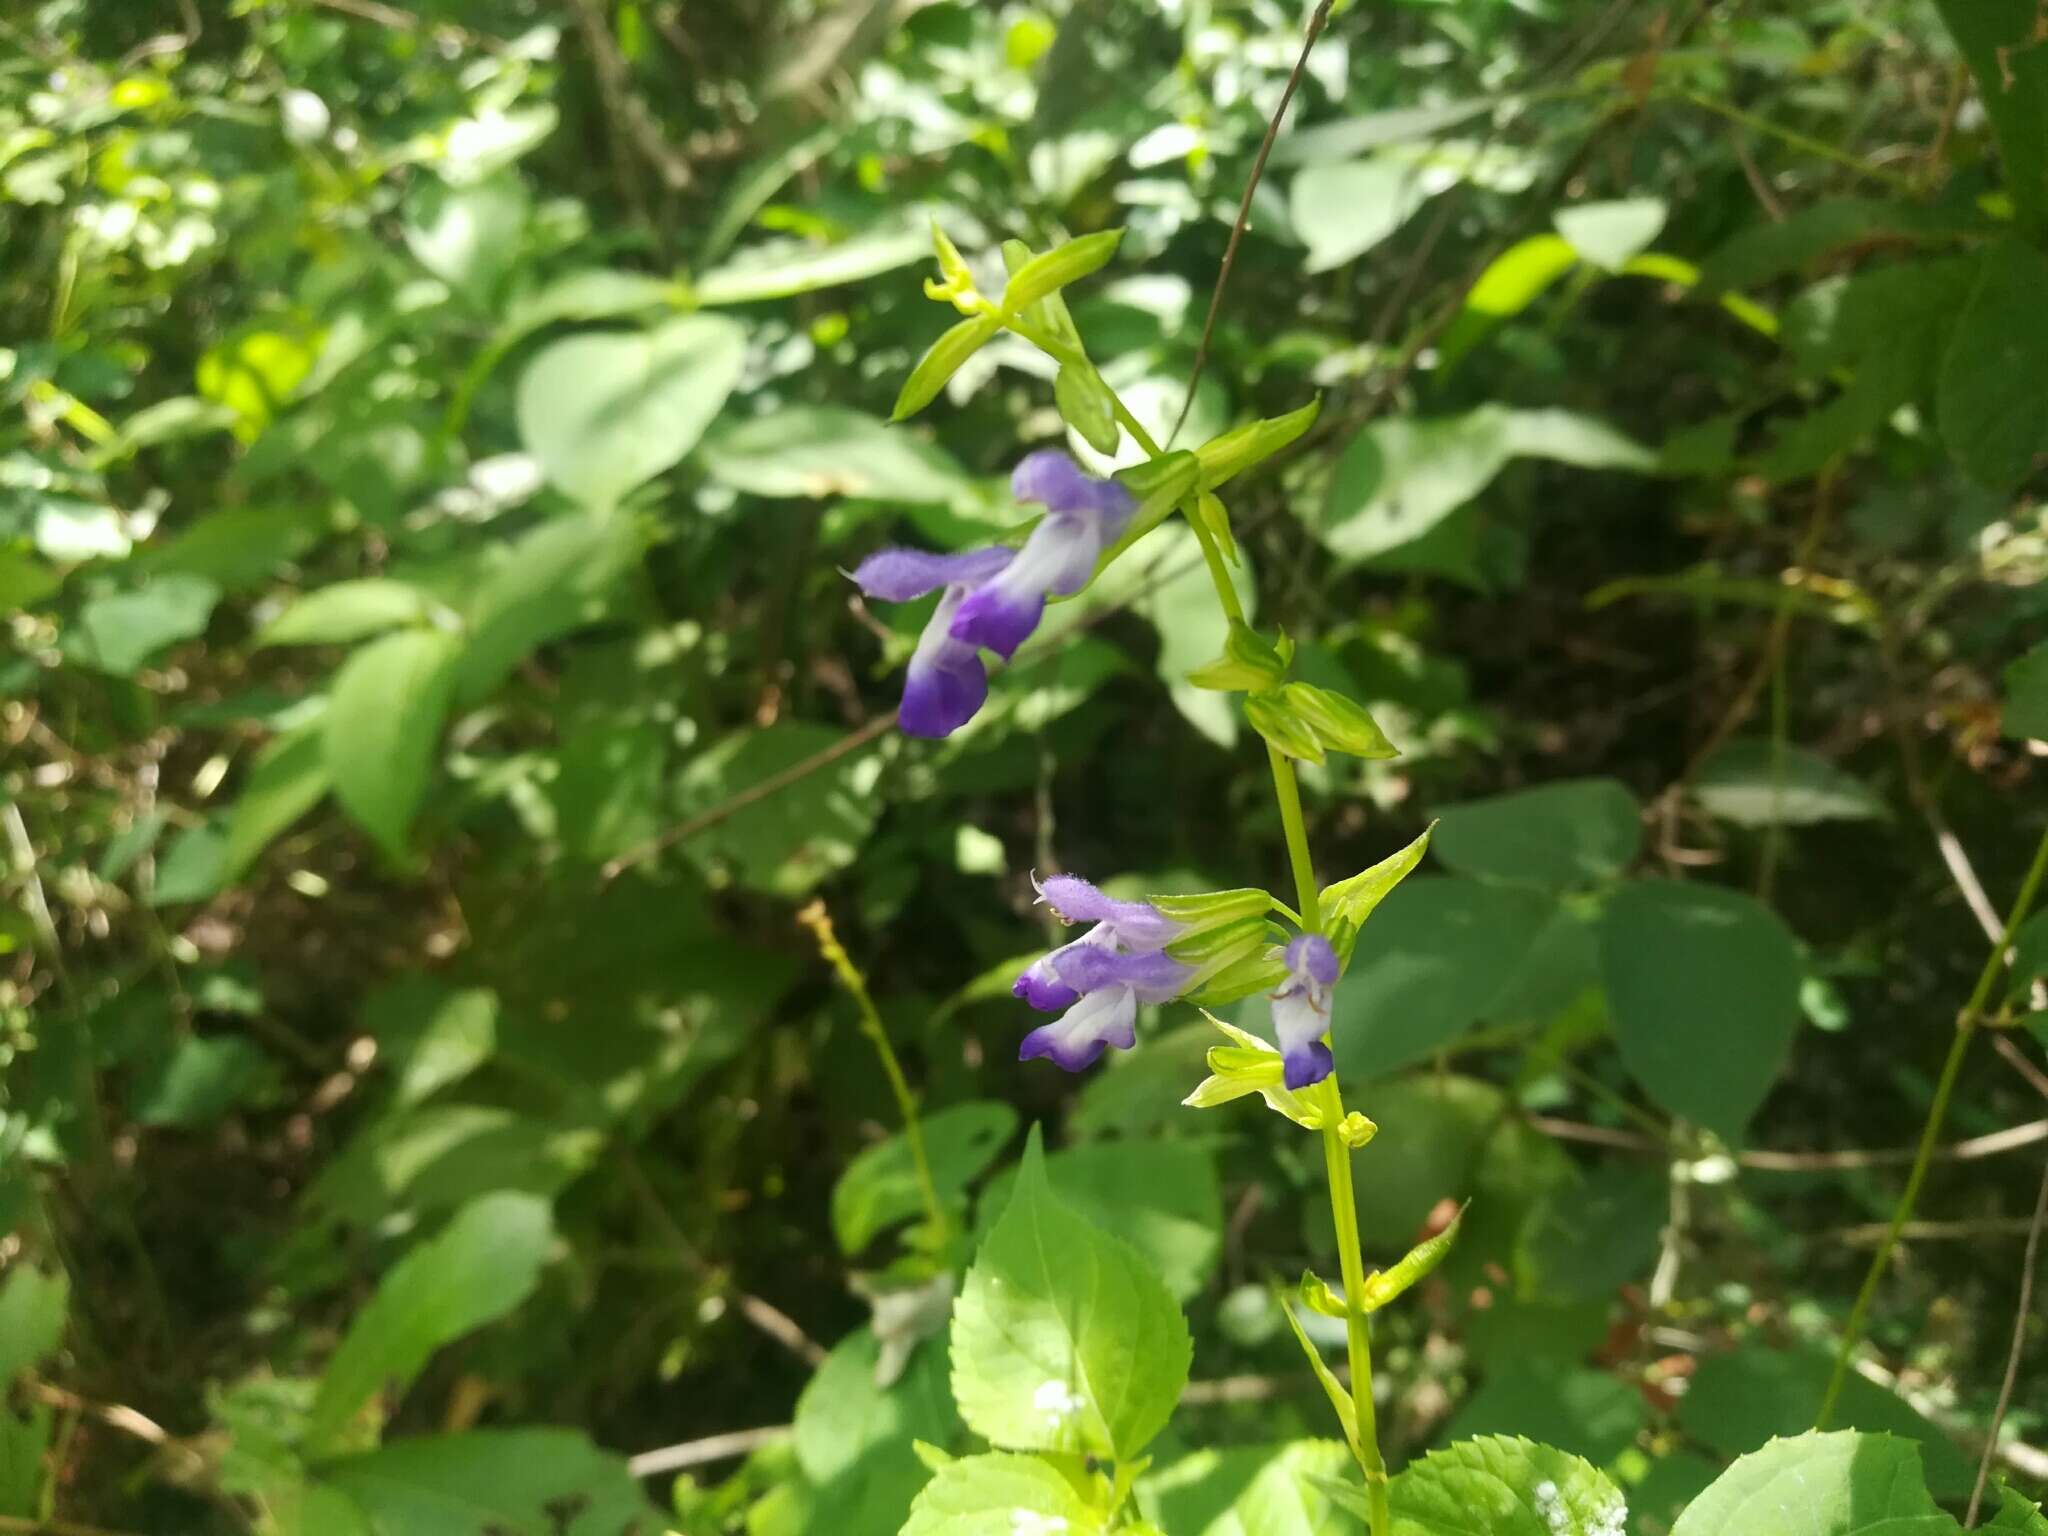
(798, 902), (948, 1248)
(1817, 824), (2048, 1426)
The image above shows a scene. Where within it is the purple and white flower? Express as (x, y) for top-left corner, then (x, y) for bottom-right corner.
(1015, 873), (1193, 1071)
(846, 453), (1134, 738)
(1270, 933), (1340, 1089)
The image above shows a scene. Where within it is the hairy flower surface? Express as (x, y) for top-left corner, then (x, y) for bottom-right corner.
(1270, 933), (1340, 1089)
(1015, 873), (1191, 1070)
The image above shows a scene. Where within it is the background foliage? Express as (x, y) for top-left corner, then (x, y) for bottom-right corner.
(3, 0), (2048, 1531)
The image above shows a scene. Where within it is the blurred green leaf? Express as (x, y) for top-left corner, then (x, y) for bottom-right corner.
(833, 1100), (1017, 1254)
(1693, 742), (1887, 826)
(900, 1451), (1103, 1536)
(1670, 1431), (1960, 1536)
(69, 574), (219, 675)
(1434, 778), (1641, 888)
(324, 628), (462, 863)
(314, 1428), (658, 1534)
(2007, 641), (2048, 740)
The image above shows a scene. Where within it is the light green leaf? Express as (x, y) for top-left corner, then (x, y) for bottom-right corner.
(1939, 240), (2048, 488)
(1387, 1434), (1630, 1536)
(1320, 827), (1434, 938)
(131, 1035), (269, 1127)
(1283, 681), (1398, 760)
(833, 1100), (1017, 1254)
(1987, 1486), (2048, 1533)
(258, 580), (434, 648)
(1669, 1431), (1960, 1536)
(388, 987), (498, 1108)
(0, 1266), (68, 1386)
(2004, 640), (2048, 740)
(402, 174), (527, 292)
(1246, 687), (1326, 765)
(1291, 158), (1434, 273)
(1600, 881), (1803, 1143)
(1433, 778), (1641, 888)
(1142, 1441), (1357, 1536)
(700, 407), (970, 503)
(1194, 399), (1321, 491)
(454, 511), (642, 703)
(1271, 96), (1499, 165)
(896, 315), (1005, 421)
(1693, 742), (1887, 826)
(1464, 234), (1580, 318)
(694, 222), (929, 305)
(950, 1127), (1190, 1460)
(1055, 362), (1120, 454)
(515, 315), (746, 508)
(70, 574), (220, 675)
(1002, 229), (1123, 312)
(899, 1451), (1104, 1536)
(314, 1428), (659, 1534)
(324, 628), (462, 863)
(1555, 198), (1667, 270)
(675, 722), (882, 896)
(794, 1329), (957, 1532)
(504, 268), (684, 333)
(305, 1191), (552, 1454)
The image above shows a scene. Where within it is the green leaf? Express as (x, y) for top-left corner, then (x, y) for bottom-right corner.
(454, 511), (642, 704)
(1433, 778), (1641, 888)
(950, 1127), (1191, 1460)
(1554, 198), (1666, 270)
(693, 221), (930, 304)
(1270, 96), (1498, 164)
(0, 1265), (68, 1386)
(1194, 399), (1321, 491)
(1055, 362), (1120, 453)
(1938, 240), (2048, 488)
(515, 315), (745, 508)
(1093, 451), (1201, 571)
(1186, 621), (1287, 693)
(1386, 1434), (1629, 1536)
(1002, 229), (1123, 312)
(1442, 1363), (1646, 1469)
(324, 628), (462, 863)
(1669, 1431), (1960, 1536)
(895, 314), (1004, 421)
(794, 1329), (957, 1532)
(1278, 1296), (1358, 1461)
(1600, 881), (1803, 1142)
(1359, 1206), (1462, 1312)
(314, 1428), (660, 1534)
(385, 986), (498, 1108)
(1987, 1487), (2048, 1534)
(899, 1451), (1104, 1536)
(504, 268), (684, 332)
(131, 1035), (269, 1127)
(1141, 1441), (1357, 1536)
(70, 574), (220, 675)
(402, 174), (527, 292)
(258, 580), (434, 648)
(701, 407), (970, 503)
(1283, 682), (1399, 760)
(1291, 158), (1434, 273)
(833, 1100), (1017, 1254)
(675, 723), (882, 896)
(1245, 687), (1326, 765)
(305, 1191), (552, 1454)
(1933, 0), (2048, 238)
(2007, 641), (2048, 740)
(1320, 827), (1434, 939)
(1693, 742), (1887, 826)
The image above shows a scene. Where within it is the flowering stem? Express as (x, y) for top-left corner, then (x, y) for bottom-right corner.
(1817, 822), (2048, 1427)
(797, 900), (948, 1249)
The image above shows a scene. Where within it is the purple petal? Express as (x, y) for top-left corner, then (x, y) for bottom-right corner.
(849, 545), (1013, 603)
(1282, 1039), (1334, 1090)
(1013, 954), (1080, 1012)
(1051, 945), (1193, 1003)
(948, 579), (1046, 661)
(1271, 984), (1331, 1060)
(1032, 875), (1183, 951)
(1013, 450), (1136, 520)
(1017, 986), (1138, 1072)
(1286, 933), (1340, 989)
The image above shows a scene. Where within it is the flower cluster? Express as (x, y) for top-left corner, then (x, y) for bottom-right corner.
(847, 451), (1135, 738)
(1014, 874), (1192, 1071)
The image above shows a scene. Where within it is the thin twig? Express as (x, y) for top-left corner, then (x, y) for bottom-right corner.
(627, 1424), (791, 1478)
(1832, 1216), (2044, 1246)
(1523, 1115), (2048, 1168)
(1967, 1157), (2048, 1527)
(1171, 0), (1334, 445)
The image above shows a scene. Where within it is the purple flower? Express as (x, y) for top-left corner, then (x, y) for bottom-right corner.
(1270, 933), (1339, 1090)
(1015, 873), (1192, 1071)
(845, 453), (1133, 737)
(949, 452), (1136, 661)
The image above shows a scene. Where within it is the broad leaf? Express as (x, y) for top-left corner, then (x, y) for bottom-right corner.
(1693, 742), (1887, 826)
(950, 1127), (1190, 1461)
(315, 1428), (659, 1534)
(1669, 1431), (1960, 1536)
(899, 1451), (1104, 1536)
(1600, 881), (1803, 1142)
(70, 574), (220, 675)
(1939, 240), (2048, 488)
(258, 580), (433, 648)
(1387, 1434), (1629, 1536)
(454, 511), (641, 703)
(794, 1329), (957, 1534)
(1555, 198), (1666, 270)
(1933, 1), (2048, 237)
(1433, 778), (1640, 888)
(2004, 640), (2048, 740)
(833, 1100), (1017, 1254)
(699, 407), (970, 503)
(1142, 1441), (1356, 1536)
(1291, 158), (1434, 272)
(221, 724), (332, 881)
(324, 627), (462, 862)
(0, 1266), (68, 1387)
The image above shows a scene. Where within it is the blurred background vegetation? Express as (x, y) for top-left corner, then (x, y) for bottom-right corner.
(3, 0), (2047, 1531)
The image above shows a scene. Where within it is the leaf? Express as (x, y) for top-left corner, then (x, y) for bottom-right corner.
(1668, 1431), (1960, 1536)
(1988, 1487), (2048, 1534)
(1055, 362), (1120, 453)
(1271, 96), (1499, 164)
(1433, 779), (1641, 888)
(314, 1428), (660, 1535)
(1141, 1441), (1357, 1536)
(1194, 399), (1321, 491)
(1330, 877), (1556, 1075)
(899, 1451), (1104, 1536)
(305, 1191), (553, 1454)
(700, 407), (970, 503)
(70, 574), (220, 675)
(1359, 1207), (1462, 1312)
(1693, 742), (1887, 826)
(1387, 1435), (1628, 1536)
(1283, 681), (1398, 759)
(515, 315), (746, 508)
(896, 314), (1005, 421)
(402, 173), (527, 292)
(1320, 827), (1435, 937)
(258, 580), (434, 648)
(693, 221), (930, 304)
(385, 986), (498, 1108)
(793, 1330), (957, 1533)
(1002, 229), (1123, 311)
(1600, 881), (1803, 1143)
(675, 723), (883, 897)
(950, 1127), (1190, 1461)
(1697, 198), (1986, 295)
(324, 628), (462, 863)
(1933, 0), (2048, 238)
(1246, 688), (1326, 765)
(454, 511), (642, 703)
(0, 1265), (68, 1386)
(2007, 641), (2048, 740)
(1444, 1363), (1647, 1468)
(833, 1100), (1018, 1254)
(504, 268), (683, 332)
(131, 1036), (269, 1127)
(1938, 240), (2048, 487)
(1554, 198), (1666, 270)
(1291, 158), (1434, 273)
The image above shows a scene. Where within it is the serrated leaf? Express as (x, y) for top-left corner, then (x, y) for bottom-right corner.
(1002, 229), (1123, 312)
(950, 1127), (1190, 1461)
(895, 314), (1004, 421)
(258, 580), (434, 648)
(899, 1451), (1104, 1536)
(1669, 1431), (1959, 1536)
(305, 1191), (552, 1454)
(1387, 1434), (1628, 1536)
(324, 628), (462, 863)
